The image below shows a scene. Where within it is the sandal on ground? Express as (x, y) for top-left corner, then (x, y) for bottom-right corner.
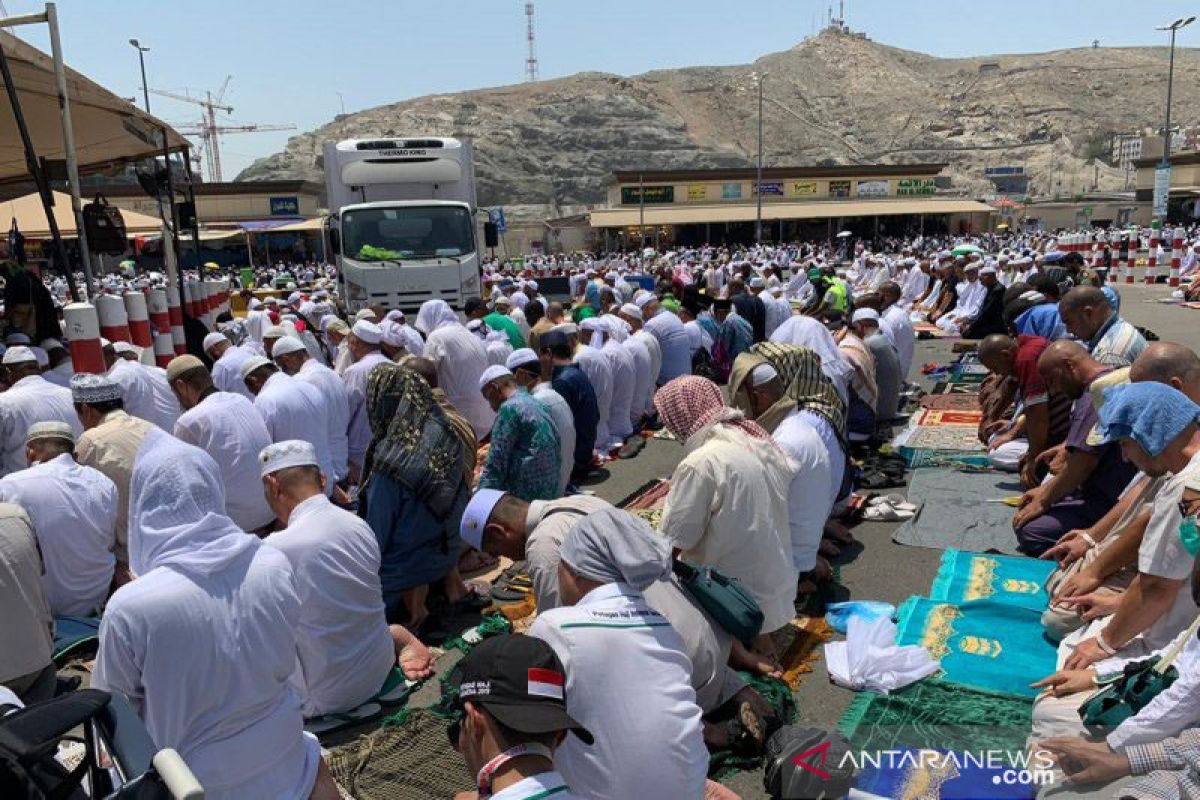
(862, 502), (916, 522)
(867, 494), (918, 513)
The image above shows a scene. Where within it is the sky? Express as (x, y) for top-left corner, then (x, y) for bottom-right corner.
(7, 0), (1199, 177)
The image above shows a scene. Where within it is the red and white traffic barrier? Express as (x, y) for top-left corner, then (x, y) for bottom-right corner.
(1146, 233), (1160, 284)
(123, 291), (154, 362)
(96, 294), (131, 343)
(1091, 232), (1106, 271)
(1171, 227), (1185, 287)
(147, 289), (170, 337)
(153, 331), (175, 368)
(62, 303), (106, 375)
(1124, 233), (1136, 284)
(166, 285), (185, 355)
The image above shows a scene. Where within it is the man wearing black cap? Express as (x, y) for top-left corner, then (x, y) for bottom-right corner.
(449, 634), (590, 800)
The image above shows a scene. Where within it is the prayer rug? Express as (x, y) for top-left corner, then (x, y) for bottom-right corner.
(327, 710), (470, 800)
(618, 477), (672, 510)
(770, 615), (835, 689)
(932, 381), (983, 395)
(838, 679), (1036, 799)
(916, 409), (983, 427)
(920, 393), (982, 412)
(930, 550), (1056, 612)
(895, 597), (1056, 699)
(891, 468), (1024, 555)
(709, 671), (798, 779)
(53, 615), (101, 665)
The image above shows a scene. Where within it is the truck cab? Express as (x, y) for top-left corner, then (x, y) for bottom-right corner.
(325, 137), (482, 313)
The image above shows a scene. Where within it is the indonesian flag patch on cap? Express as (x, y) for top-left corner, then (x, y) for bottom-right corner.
(527, 667), (565, 700)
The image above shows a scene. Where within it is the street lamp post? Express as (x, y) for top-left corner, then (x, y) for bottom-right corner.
(755, 72), (766, 245)
(1155, 16), (1194, 223)
(128, 39), (150, 113)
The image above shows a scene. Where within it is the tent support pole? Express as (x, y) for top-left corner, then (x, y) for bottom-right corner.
(0, 18), (79, 302)
(182, 151), (202, 268)
(46, 2), (92, 300)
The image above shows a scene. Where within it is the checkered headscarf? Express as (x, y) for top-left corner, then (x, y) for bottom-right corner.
(654, 375), (771, 444)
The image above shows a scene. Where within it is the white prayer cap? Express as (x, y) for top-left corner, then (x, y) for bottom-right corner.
(39, 338), (64, 351)
(112, 341), (138, 355)
(851, 308), (880, 324)
(634, 293), (656, 309)
(478, 364), (513, 392)
(506, 348), (539, 372)
(26, 420), (75, 445)
(263, 296), (280, 305)
(527, 280), (539, 291)
(494, 294), (511, 307)
(980, 265), (998, 275)
(165, 355), (205, 382)
(749, 276), (765, 289)
(286, 292), (302, 305)
(551, 322), (579, 336)
(750, 363), (779, 387)
(460, 488), (506, 549)
(619, 303), (643, 321)
(354, 308), (377, 322)
(580, 317), (603, 331)
(248, 298), (264, 310)
(271, 336), (307, 359)
(259, 440), (319, 477)
(70, 373), (121, 404)
(351, 320), (382, 344)
(963, 262), (980, 272)
(202, 332), (228, 353)
(385, 309), (405, 321)
(4, 333), (30, 345)
(2, 345), (36, 365)
(263, 325), (286, 340)
(240, 355), (274, 380)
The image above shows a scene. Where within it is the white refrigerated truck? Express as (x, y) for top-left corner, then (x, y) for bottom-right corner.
(324, 137), (482, 313)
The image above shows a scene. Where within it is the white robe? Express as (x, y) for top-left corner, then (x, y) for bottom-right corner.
(108, 359), (180, 432)
(573, 345), (613, 454)
(601, 339), (636, 448)
(264, 494), (394, 717)
(772, 410), (833, 573)
(423, 325), (496, 441)
(533, 383), (576, 496)
(173, 392), (275, 531)
(254, 372), (336, 495)
(0, 374), (82, 477)
(629, 331), (661, 418)
(212, 345), (256, 401)
(342, 352), (391, 473)
(296, 358), (351, 481)
(881, 304), (916, 381)
(0, 453), (117, 616)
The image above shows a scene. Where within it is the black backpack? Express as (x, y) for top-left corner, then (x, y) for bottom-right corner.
(763, 725), (855, 799)
(0, 689), (109, 800)
(82, 194), (128, 256)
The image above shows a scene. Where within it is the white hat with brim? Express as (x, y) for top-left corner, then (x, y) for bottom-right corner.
(460, 488), (506, 550)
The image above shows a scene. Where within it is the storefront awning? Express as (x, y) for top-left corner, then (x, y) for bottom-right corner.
(268, 217), (324, 232)
(1, 189), (163, 237)
(0, 30), (189, 185)
(589, 198), (997, 228)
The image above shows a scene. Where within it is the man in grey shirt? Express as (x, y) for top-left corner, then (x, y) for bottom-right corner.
(852, 308), (902, 423)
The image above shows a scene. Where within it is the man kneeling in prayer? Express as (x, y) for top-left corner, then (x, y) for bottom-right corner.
(260, 440), (433, 719)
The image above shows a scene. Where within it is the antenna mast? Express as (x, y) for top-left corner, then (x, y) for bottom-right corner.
(525, 2), (539, 82)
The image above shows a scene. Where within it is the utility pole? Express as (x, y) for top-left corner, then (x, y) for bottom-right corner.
(1155, 16), (1194, 223)
(755, 72), (766, 244)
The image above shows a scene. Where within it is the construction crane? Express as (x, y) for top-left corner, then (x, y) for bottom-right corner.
(174, 121), (297, 182)
(150, 77), (295, 182)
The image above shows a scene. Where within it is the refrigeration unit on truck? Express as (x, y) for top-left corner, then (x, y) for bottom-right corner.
(324, 136), (482, 313)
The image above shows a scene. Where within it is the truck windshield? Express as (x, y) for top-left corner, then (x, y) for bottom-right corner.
(342, 206), (474, 261)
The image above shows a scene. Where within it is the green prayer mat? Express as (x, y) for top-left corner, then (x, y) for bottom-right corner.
(838, 678), (1033, 757)
(895, 597), (1056, 699)
(930, 549), (1056, 612)
(708, 671), (797, 779)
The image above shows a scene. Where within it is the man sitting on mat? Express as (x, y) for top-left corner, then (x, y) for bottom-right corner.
(260, 440), (432, 718)
(1011, 342), (1138, 556)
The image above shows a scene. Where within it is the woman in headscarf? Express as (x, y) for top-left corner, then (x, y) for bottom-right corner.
(529, 508), (709, 800)
(93, 430), (339, 800)
(653, 376), (798, 659)
(359, 363), (472, 630)
(414, 299), (495, 438)
(768, 312), (854, 405)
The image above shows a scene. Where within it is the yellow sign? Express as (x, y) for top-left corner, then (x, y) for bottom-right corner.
(687, 185), (708, 201)
(790, 181), (819, 197)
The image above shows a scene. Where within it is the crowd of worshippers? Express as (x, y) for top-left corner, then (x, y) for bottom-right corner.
(1, 234), (1165, 797)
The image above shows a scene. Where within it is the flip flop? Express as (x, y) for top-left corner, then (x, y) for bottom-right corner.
(868, 494), (918, 513)
(862, 502), (915, 522)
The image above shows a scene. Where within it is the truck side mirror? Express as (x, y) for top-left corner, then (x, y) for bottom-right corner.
(328, 228), (341, 255)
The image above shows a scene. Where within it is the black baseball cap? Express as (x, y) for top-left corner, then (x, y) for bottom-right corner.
(447, 634), (593, 746)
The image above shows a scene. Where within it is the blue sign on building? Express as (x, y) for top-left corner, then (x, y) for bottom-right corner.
(489, 207), (508, 233)
(270, 196), (300, 216)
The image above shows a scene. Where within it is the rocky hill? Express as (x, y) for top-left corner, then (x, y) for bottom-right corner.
(237, 29), (1200, 220)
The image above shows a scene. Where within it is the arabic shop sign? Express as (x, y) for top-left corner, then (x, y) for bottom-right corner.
(622, 185), (675, 204)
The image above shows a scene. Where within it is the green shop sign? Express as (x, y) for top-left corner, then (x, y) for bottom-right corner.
(622, 185), (675, 204)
